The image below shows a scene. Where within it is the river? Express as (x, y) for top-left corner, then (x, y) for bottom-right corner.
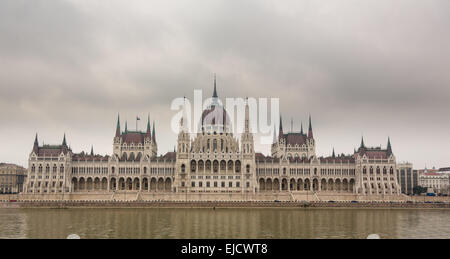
(0, 208), (449, 239)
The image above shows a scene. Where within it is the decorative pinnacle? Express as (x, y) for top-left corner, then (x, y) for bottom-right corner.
(212, 73), (218, 98)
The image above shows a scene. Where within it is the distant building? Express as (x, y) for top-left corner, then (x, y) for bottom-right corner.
(0, 163), (27, 194)
(418, 168), (438, 176)
(438, 167), (450, 174)
(419, 172), (449, 194)
(396, 163), (417, 195)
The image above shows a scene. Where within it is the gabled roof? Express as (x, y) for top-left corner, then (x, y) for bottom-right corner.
(162, 152), (176, 160)
(121, 131), (146, 144)
(72, 153), (110, 162)
(255, 153), (280, 163)
(283, 132), (308, 146)
(35, 145), (71, 156)
(319, 155), (355, 163)
(356, 147), (390, 159)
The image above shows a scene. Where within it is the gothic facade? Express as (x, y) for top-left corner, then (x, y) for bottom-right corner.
(24, 81), (401, 197)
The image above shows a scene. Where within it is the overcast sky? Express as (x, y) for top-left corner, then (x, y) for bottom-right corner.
(1, 0), (449, 168)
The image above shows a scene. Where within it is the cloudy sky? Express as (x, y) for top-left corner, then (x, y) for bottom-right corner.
(1, 0), (449, 168)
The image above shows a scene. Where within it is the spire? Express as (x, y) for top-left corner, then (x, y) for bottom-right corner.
(125, 121), (128, 133)
(387, 137), (392, 155)
(245, 98), (250, 133)
(279, 116), (284, 139)
(152, 121), (156, 142)
(116, 114), (121, 137)
(300, 122), (303, 135)
(34, 133), (39, 147)
(360, 136), (365, 149)
(308, 114), (313, 138)
(62, 133), (67, 146)
(291, 118), (293, 133)
(146, 114), (151, 137)
(90, 145), (94, 156)
(212, 73), (218, 98)
(332, 148), (335, 158)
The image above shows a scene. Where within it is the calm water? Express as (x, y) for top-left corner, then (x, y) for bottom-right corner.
(0, 208), (449, 239)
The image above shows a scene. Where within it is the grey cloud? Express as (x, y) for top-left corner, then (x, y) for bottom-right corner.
(0, 0), (449, 169)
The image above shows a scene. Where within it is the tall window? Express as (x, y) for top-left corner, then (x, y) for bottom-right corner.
(235, 161), (241, 173)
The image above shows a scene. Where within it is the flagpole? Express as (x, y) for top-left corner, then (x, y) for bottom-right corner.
(136, 116), (141, 131)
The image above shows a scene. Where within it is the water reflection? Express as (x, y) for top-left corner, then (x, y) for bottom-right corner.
(0, 208), (448, 239)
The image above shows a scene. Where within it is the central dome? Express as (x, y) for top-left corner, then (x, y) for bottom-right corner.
(199, 76), (232, 133)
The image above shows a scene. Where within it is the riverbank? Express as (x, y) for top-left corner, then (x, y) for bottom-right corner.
(1, 200), (448, 209)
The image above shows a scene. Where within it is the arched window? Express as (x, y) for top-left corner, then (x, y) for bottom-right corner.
(390, 167), (394, 175)
(191, 160), (196, 172)
(383, 167), (387, 174)
(206, 160), (211, 171)
(228, 160), (233, 171)
(363, 167), (367, 174)
(60, 165), (64, 173)
(246, 165), (250, 173)
(235, 161), (241, 173)
(213, 160), (219, 173)
(181, 164), (186, 173)
(213, 139), (217, 152)
(376, 167), (380, 174)
(370, 166), (373, 174)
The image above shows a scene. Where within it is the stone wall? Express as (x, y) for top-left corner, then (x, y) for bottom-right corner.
(1, 200), (449, 209)
(1, 192), (448, 203)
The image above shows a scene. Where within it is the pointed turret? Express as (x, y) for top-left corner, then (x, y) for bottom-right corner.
(308, 115), (313, 138)
(34, 133), (39, 147)
(300, 122), (304, 135)
(279, 116), (284, 139)
(152, 121), (156, 142)
(387, 137), (392, 155)
(125, 121), (128, 133)
(244, 98), (250, 133)
(90, 146), (94, 156)
(212, 74), (218, 98)
(62, 133), (67, 146)
(115, 114), (121, 137)
(332, 148), (335, 158)
(146, 114), (151, 137)
(360, 136), (365, 149)
(33, 133), (39, 152)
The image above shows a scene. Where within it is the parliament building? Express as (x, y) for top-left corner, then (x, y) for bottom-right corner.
(23, 81), (401, 200)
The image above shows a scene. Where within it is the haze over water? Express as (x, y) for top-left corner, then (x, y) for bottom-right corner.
(0, 208), (449, 239)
